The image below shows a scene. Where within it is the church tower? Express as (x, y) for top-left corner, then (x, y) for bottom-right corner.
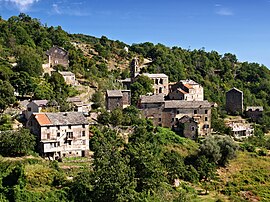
(130, 57), (140, 82)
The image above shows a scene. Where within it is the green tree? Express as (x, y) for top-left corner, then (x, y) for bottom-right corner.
(0, 128), (36, 157)
(0, 114), (12, 131)
(15, 46), (43, 77)
(91, 90), (105, 109)
(131, 75), (153, 105)
(87, 127), (137, 201)
(199, 136), (238, 166)
(0, 80), (16, 112)
(10, 72), (35, 97)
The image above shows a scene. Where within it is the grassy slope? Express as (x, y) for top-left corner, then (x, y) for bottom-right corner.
(217, 151), (270, 201)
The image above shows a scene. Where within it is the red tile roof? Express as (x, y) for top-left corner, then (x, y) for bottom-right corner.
(34, 114), (51, 125)
(184, 83), (193, 89)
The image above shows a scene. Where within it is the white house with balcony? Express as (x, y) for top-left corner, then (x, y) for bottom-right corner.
(27, 112), (89, 160)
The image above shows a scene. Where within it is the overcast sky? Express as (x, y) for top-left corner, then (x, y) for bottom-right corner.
(1, 0), (270, 67)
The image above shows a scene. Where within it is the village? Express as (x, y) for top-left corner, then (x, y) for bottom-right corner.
(4, 46), (263, 161)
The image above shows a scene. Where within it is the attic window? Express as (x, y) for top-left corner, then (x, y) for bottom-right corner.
(27, 107), (31, 111)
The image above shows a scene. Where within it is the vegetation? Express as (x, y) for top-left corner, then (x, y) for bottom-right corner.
(0, 128), (36, 157)
(0, 13), (270, 201)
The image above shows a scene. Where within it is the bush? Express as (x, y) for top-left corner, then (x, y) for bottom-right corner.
(257, 148), (267, 156)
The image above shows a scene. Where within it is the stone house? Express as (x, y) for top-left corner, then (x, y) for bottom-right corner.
(27, 112), (89, 159)
(163, 100), (213, 137)
(138, 95), (214, 138)
(226, 119), (254, 140)
(176, 116), (198, 139)
(226, 87), (243, 114)
(46, 46), (69, 68)
(142, 73), (169, 95)
(106, 90), (131, 111)
(168, 79), (204, 101)
(24, 100), (49, 120)
(245, 106), (263, 122)
(67, 97), (90, 113)
(59, 71), (76, 85)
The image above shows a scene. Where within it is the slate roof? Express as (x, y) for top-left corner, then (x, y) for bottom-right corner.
(142, 73), (168, 78)
(59, 71), (75, 76)
(31, 100), (48, 107)
(226, 87), (243, 94)
(34, 112), (88, 126)
(140, 94), (165, 103)
(246, 106), (263, 111)
(164, 100), (213, 109)
(106, 90), (123, 97)
(179, 79), (199, 85)
(179, 115), (197, 123)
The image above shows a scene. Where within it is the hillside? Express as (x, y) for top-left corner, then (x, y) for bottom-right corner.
(1, 14), (270, 201)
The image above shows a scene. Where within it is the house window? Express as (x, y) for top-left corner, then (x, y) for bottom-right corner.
(204, 124), (209, 129)
(177, 110), (180, 114)
(67, 132), (73, 138)
(205, 110), (208, 114)
(57, 126), (60, 130)
(82, 124), (85, 128)
(47, 133), (50, 139)
(68, 140), (72, 145)
(158, 118), (162, 122)
(194, 110), (197, 114)
(27, 107), (31, 111)
(171, 118), (174, 122)
(82, 140), (86, 145)
(205, 117), (208, 121)
(160, 79), (163, 84)
(159, 87), (162, 93)
(191, 126), (195, 131)
(47, 126), (50, 129)
(68, 125), (71, 129)
(82, 131), (85, 137)
(155, 79), (159, 85)
(57, 132), (60, 137)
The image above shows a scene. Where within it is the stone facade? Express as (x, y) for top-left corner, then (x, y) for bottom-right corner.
(245, 106), (263, 122)
(142, 73), (169, 95)
(225, 118), (254, 140)
(226, 87), (243, 114)
(46, 46), (69, 68)
(138, 95), (213, 137)
(24, 100), (49, 120)
(176, 116), (198, 139)
(27, 112), (89, 159)
(106, 90), (131, 111)
(168, 79), (204, 101)
(59, 71), (76, 85)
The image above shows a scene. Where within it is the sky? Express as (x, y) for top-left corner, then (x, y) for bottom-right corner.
(1, 0), (270, 67)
